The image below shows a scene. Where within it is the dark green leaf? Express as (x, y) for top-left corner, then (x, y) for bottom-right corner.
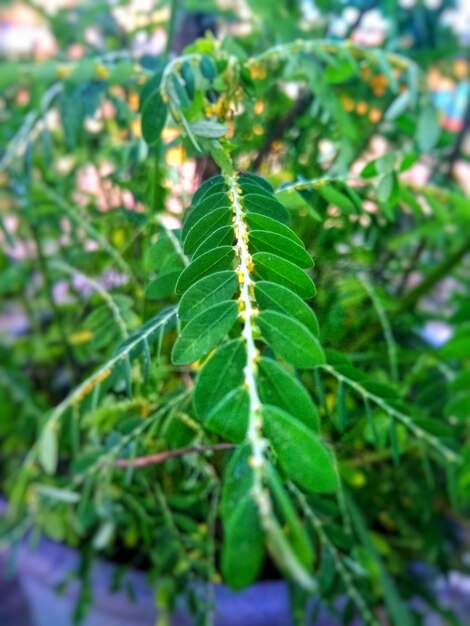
(193, 226), (233, 258)
(172, 300), (238, 365)
(183, 207), (231, 254)
(141, 91), (167, 145)
(205, 387), (249, 442)
(263, 405), (337, 493)
(249, 230), (312, 268)
(244, 194), (290, 224)
(194, 339), (245, 419)
(255, 281), (319, 336)
(178, 271), (238, 321)
(258, 357), (319, 431)
(253, 252), (316, 300)
(257, 310), (325, 368)
(176, 246), (234, 293)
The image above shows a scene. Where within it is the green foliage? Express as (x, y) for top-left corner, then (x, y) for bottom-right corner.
(0, 3), (469, 626)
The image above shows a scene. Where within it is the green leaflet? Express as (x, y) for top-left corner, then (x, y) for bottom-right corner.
(172, 300), (238, 365)
(246, 213), (303, 245)
(140, 71), (167, 146)
(257, 310), (325, 368)
(244, 193), (290, 223)
(192, 225), (234, 258)
(253, 252), (316, 299)
(221, 443), (254, 521)
(191, 175), (225, 206)
(145, 270), (180, 300)
(239, 172), (274, 193)
(267, 465), (314, 569)
(263, 405), (337, 493)
(317, 184), (356, 213)
(178, 271), (238, 321)
(182, 192), (230, 239)
(181, 61), (195, 99)
(255, 281), (319, 336)
(205, 386), (249, 442)
(183, 207), (232, 255)
(194, 339), (245, 419)
(221, 444), (265, 589)
(200, 55), (217, 81)
(175, 246), (234, 294)
(258, 357), (319, 431)
(249, 230), (313, 268)
(39, 424), (58, 475)
(222, 494), (265, 590)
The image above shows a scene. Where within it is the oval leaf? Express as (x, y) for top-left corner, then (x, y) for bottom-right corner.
(263, 405), (337, 493)
(257, 310), (325, 368)
(172, 300), (238, 365)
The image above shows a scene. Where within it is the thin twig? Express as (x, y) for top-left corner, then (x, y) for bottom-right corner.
(115, 443), (235, 468)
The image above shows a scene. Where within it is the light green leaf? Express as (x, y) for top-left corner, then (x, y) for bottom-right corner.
(176, 246), (234, 294)
(263, 405), (337, 493)
(39, 424), (58, 475)
(255, 281), (319, 335)
(189, 120), (229, 138)
(267, 466), (314, 569)
(264, 516), (316, 591)
(178, 271), (238, 321)
(249, 230), (312, 268)
(172, 300), (238, 365)
(317, 185), (356, 213)
(253, 252), (316, 300)
(35, 485), (80, 503)
(205, 387), (249, 442)
(258, 357), (319, 431)
(385, 90), (411, 121)
(194, 339), (245, 419)
(416, 104), (440, 152)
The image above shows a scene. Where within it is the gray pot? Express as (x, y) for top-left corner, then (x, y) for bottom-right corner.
(2, 533), (315, 626)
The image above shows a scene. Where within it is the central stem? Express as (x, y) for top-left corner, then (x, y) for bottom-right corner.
(226, 173), (270, 515)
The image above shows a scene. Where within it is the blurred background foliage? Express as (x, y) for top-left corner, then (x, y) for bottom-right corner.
(0, 1), (469, 625)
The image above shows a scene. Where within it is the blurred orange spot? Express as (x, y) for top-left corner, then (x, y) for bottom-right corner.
(356, 101), (368, 115)
(369, 108), (382, 124)
(254, 100), (265, 115)
(166, 146), (186, 166)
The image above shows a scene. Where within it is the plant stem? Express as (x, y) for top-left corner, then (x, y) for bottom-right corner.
(28, 221), (76, 384)
(115, 443), (235, 468)
(165, 0), (181, 58)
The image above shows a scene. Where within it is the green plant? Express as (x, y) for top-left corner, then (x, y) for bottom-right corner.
(1, 2), (469, 625)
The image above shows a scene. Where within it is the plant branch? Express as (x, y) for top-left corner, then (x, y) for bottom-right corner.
(320, 364), (462, 464)
(115, 443), (235, 468)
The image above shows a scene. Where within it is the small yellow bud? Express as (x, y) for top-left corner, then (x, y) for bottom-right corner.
(95, 64), (110, 80)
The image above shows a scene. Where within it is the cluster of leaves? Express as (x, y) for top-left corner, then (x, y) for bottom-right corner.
(1, 1), (469, 626)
